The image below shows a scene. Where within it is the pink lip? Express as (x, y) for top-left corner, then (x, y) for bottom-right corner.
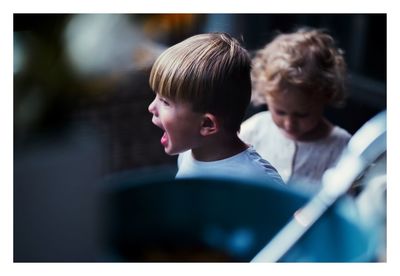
(281, 129), (299, 138)
(285, 130), (297, 135)
(151, 117), (168, 146)
(161, 132), (168, 147)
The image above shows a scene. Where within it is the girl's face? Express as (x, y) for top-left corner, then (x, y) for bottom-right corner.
(266, 91), (326, 141)
(148, 94), (204, 155)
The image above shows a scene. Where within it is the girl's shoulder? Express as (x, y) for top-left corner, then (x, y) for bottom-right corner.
(330, 125), (352, 142)
(241, 111), (274, 130)
(240, 111), (274, 139)
(243, 110), (270, 123)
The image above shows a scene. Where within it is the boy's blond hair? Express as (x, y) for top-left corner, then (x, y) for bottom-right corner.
(149, 32), (251, 132)
(251, 28), (347, 107)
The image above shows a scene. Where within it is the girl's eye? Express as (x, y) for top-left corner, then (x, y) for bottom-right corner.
(275, 110), (286, 116)
(295, 113), (309, 118)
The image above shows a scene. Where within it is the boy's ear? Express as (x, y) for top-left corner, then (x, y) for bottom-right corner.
(200, 113), (219, 136)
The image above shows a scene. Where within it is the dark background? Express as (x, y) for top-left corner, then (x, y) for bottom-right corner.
(13, 14), (386, 261)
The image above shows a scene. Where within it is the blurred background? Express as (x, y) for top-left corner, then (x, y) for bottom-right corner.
(13, 14), (386, 261)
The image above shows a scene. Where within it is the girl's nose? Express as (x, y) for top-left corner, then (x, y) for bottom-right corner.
(284, 117), (295, 130)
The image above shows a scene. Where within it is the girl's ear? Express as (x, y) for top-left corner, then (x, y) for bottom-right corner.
(200, 113), (219, 136)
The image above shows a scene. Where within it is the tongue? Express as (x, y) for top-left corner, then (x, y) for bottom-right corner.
(161, 132), (168, 146)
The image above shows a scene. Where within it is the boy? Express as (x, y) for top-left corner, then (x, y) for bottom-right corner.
(148, 32), (283, 185)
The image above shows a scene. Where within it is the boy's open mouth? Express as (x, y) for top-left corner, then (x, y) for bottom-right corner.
(151, 117), (169, 147)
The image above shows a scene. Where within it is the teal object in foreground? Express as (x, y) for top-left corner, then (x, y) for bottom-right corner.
(104, 173), (374, 262)
(252, 111), (386, 262)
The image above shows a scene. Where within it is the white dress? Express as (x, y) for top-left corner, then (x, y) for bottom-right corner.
(239, 111), (351, 188)
(176, 146), (284, 186)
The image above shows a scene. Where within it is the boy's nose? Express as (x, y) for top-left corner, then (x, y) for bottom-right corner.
(148, 98), (157, 115)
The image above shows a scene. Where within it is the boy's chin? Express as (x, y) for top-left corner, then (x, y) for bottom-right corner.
(163, 147), (180, 156)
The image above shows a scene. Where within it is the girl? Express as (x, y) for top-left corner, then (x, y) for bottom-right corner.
(240, 28), (351, 189)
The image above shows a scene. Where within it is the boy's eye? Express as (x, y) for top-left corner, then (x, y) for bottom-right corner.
(158, 96), (170, 106)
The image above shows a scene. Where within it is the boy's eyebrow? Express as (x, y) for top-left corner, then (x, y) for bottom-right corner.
(158, 94), (169, 100)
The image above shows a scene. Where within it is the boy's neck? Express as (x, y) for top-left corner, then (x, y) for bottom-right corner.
(191, 133), (248, 162)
